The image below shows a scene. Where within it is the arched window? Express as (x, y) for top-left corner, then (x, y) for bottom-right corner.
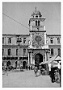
(38, 20), (40, 26)
(58, 48), (61, 56)
(57, 37), (60, 44)
(2, 37), (4, 44)
(36, 15), (38, 18)
(8, 49), (11, 56)
(35, 21), (37, 26)
(8, 37), (11, 44)
(51, 48), (54, 56)
(17, 37), (22, 43)
(16, 49), (18, 56)
(23, 38), (26, 43)
(23, 48), (26, 56)
(2, 49), (4, 55)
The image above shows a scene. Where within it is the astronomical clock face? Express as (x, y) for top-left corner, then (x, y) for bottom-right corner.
(32, 32), (44, 48)
(35, 35), (42, 44)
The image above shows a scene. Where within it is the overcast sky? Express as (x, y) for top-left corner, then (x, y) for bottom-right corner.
(2, 2), (61, 35)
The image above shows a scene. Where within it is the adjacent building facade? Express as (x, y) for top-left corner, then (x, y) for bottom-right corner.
(2, 8), (61, 68)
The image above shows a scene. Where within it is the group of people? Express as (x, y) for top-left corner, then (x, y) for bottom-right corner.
(48, 62), (61, 84)
(34, 63), (46, 77)
(34, 60), (61, 85)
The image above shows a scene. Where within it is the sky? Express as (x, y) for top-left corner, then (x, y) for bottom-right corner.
(2, 2), (61, 35)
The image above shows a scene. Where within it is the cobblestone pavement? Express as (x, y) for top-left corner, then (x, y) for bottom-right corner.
(2, 70), (60, 88)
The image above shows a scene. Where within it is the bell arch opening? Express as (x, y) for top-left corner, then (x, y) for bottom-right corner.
(35, 53), (43, 65)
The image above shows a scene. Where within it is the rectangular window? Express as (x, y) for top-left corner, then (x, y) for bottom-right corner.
(8, 38), (11, 44)
(8, 49), (11, 56)
(16, 49), (18, 56)
(17, 37), (22, 43)
(57, 37), (60, 44)
(2, 37), (4, 44)
(36, 21), (37, 26)
(23, 48), (26, 55)
(23, 38), (26, 44)
(2, 49), (4, 55)
(38, 20), (40, 26)
(58, 48), (61, 56)
(51, 48), (54, 55)
(36, 15), (38, 18)
(50, 38), (53, 44)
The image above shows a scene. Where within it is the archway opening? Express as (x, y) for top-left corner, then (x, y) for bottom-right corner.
(35, 53), (43, 65)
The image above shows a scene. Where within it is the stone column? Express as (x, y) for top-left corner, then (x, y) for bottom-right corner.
(44, 26), (45, 30)
(30, 33), (32, 46)
(30, 52), (32, 65)
(44, 32), (46, 45)
(28, 52), (29, 67)
(45, 52), (46, 61)
(18, 46), (19, 60)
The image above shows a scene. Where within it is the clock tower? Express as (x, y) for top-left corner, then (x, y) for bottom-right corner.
(28, 8), (49, 67)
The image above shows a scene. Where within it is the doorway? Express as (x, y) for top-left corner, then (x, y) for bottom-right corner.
(23, 61), (27, 69)
(35, 53), (43, 65)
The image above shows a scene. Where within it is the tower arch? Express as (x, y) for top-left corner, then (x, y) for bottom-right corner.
(34, 53), (43, 65)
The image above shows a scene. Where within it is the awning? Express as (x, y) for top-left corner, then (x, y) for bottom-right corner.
(54, 56), (61, 61)
(39, 61), (49, 65)
(51, 60), (58, 64)
(51, 60), (58, 67)
(48, 55), (57, 63)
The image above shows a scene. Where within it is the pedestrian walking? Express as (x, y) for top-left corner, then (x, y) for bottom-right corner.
(58, 62), (61, 87)
(50, 66), (56, 83)
(29, 66), (30, 70)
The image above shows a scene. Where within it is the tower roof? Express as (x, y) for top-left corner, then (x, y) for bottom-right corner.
(31, 7), (42, 17)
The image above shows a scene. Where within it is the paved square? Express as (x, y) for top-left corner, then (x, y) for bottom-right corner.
(2, 70), (60, 88)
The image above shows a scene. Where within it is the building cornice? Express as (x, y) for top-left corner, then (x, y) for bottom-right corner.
(49, 45), (61, 46)
(2, 45), (29, 48)
(2, 34), (61, 36)
(2, 34), (30, 37)
(47, 34), (61, 36)
(30, 30), (46, 32)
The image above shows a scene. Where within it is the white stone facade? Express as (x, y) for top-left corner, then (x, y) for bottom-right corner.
(2, 9), (61, 68)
